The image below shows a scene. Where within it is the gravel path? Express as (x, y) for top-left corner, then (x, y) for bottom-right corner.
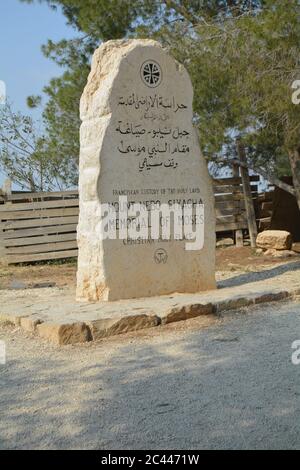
(0, 300), (300, 450)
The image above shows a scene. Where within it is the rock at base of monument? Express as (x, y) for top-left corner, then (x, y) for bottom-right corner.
(256, 230), (292, 251)
(37, 322), (91, 346)
(161, 303), (213, 324)
(87, 314), (160, 340)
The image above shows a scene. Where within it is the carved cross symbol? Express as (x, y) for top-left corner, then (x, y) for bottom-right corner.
(141, 61), (162, 88)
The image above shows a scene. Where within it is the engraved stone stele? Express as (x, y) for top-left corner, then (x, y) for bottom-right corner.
(77, 39), (216, 301)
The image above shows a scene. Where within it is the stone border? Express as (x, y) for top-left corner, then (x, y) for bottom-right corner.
(1, 287), (299, 346)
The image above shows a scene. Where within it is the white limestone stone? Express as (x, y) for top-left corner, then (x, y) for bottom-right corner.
(256, 230), (292, 251)
(77, 39), (216, 301)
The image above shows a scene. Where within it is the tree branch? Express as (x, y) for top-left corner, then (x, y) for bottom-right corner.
(210, 155), (296, 196)
(163, 0), (196, 24)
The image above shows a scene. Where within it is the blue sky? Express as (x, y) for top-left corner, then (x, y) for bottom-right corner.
(0, 0), (75, 185)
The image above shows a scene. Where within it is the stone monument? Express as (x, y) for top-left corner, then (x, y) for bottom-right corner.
(77, 39), (216, 301)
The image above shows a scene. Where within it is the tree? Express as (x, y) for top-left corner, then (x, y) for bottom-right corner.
(0, 103), (75, 191)
(21, 0), (164, 182)
(21, 1), (262, 186)
(27, 37), (92, 185)
(23, 0), (300, 210)
(163, 0), (300, 206)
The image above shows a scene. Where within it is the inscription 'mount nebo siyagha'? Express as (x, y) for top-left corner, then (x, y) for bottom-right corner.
(77, 39), (216, 301)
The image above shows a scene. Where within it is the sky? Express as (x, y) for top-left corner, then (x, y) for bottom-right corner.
(0, 0), (75, 185)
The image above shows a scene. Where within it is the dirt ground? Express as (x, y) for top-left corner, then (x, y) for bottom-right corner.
(0, 246), (298, 290)
(0, 299), (299, 450)
(1, 246), (300, 449)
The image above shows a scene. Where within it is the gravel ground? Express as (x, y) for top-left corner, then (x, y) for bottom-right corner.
(0, 299), (300, 450)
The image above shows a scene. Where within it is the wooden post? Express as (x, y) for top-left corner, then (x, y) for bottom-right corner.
(236, 141), (258, 247)
(288, 149), (300, 212)
(0, 179), (11, 265)
(232, 163), (243, 247)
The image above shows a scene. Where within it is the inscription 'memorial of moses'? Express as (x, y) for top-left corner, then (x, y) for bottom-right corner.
(77, 39), (216, 301)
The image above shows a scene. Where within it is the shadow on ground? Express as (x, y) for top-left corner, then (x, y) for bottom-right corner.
(0, 300), (299, 450)
(218, 260), (300, 289)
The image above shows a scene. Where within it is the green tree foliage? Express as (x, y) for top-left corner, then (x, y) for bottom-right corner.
(20, 1), (262, 186)
(164, 0), (300, 202)
(21, 0), (300, 205)
(26, 36), (92, 186)
(0, 103), (76, 191)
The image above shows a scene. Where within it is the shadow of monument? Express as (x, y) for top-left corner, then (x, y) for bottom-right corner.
(218, 260), (300, 289)
(1, 300), (299, 450)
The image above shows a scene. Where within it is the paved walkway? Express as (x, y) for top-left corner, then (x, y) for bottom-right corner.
(1, 260), (300, 344)
(0, 299), (299, 449)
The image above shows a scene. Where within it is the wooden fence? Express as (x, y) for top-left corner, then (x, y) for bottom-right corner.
(0, 189), (79, 264)
(214, 175), (258, 231)
(0, 175), (259, 264)
(257, 191), (274, 231)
